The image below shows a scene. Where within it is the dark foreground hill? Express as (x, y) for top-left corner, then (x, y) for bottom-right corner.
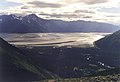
(0, 14), (119, 33)
(94, 30), (120, 66)
(95, 30), (120, 52)
(0, 37), (58, 81)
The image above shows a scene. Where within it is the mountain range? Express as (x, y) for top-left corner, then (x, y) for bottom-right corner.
(0, 14), (119, 33)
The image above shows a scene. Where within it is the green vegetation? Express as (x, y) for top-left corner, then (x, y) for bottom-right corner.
(93, 68), (120, 76)
(39, 74), (120, 82)
(14, 59), (40, 75)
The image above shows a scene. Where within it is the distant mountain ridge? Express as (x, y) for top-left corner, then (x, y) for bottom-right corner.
(0, 14), (119, 33)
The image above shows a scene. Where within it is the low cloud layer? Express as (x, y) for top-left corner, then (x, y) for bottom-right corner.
(39, 13), (93, 19)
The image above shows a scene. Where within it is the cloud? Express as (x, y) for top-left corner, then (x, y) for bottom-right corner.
(6, 0), (33, 3)
(81, 0), (108, 4)
(74, 9), (95, 14)
(63, 0), (108, 4)
(39, 13), (93, 19)
(98, 7), (120, 13)
(21, 6), (32, 9)
(0, 0), (23, 9)
(106, 15), (119, 17)
(105, 14), (120, 18)
(21, 6), (28, 9)
(27, 1), (65, 8)
(82, 16), (93, 18)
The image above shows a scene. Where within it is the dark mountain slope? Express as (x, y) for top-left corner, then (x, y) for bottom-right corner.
(0, 37), (58, 81)
(0, 14), (47, 33)
(22, 14), (48, 32)
(95, 30), (120, 51)
(0, 15), (29, 33)
(94, 30), (120, 67)
(46, 20), (119, 33)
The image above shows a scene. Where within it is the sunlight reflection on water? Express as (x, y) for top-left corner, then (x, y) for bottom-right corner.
(0, 33), (110, 47)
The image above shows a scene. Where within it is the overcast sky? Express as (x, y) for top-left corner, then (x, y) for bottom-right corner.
(0, 0), (120, 25)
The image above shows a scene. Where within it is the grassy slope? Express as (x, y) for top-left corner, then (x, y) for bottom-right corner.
(0, 37), (58, 81)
